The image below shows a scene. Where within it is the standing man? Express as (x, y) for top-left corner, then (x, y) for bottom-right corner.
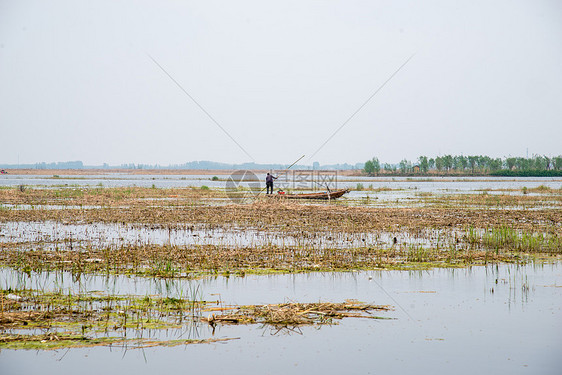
(265, 172), (277, 194)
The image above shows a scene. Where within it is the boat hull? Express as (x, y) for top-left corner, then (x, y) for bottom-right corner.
(267, 188), (349, 200)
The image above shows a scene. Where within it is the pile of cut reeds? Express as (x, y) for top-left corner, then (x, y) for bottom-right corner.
(202, 300), (392, 328)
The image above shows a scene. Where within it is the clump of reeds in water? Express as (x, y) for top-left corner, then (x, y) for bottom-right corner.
(202, 300), (392, 333)
(465, 225), (562, 254)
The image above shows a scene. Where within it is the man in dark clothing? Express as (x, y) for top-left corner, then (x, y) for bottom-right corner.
(265, 173), (277, 194)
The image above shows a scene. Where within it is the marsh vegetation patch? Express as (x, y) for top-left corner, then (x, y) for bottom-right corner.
(0, 182), (560, 352)
(0, 289), (389, 349)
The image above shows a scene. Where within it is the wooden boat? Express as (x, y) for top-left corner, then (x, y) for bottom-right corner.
(267, 188), (349, 200)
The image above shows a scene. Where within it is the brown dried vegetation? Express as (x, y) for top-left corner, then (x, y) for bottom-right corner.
(1, 187), (560, 277)
(202, 300), (392, 332)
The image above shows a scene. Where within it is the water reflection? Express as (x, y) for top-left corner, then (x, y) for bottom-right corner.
(1, 262), (560, 374)
(1, 262), (558, 311)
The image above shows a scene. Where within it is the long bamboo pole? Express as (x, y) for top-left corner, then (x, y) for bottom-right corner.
(258, 155), (305, 196)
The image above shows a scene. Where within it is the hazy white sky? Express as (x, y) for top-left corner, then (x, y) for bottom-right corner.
(1, 0), (561, 166)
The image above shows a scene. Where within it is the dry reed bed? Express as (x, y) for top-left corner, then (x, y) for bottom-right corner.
(1, 200), (560, 232)
(0, 187), (226, 207)
(420, 192), (562, 209)
(1, 188), (560, 275)
(2, 186), (561, 210)
(202, 300), (391, 329)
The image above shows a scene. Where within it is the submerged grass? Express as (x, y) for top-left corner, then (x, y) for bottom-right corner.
(0, 287), (220, 349)
(0, 288), (391, 349)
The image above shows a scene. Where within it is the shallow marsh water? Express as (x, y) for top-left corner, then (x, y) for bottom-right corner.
(1, 174), (561, 373)
(0, 220), (449, 251)
(2, 173), (561, 190)
(0, 174), (224, 189)
(1, 262), (561, 374)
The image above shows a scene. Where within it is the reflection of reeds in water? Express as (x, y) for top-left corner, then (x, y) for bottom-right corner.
(0, 286), (214, 349)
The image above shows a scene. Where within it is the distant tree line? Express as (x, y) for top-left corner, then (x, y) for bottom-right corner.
(34, 161), (84, 169)
(363, 155), (562, 176)
(0, 160), (364, 171)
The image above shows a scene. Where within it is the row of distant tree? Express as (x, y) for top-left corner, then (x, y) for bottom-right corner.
(0, 160), (362, 171)
(107, 161), (360, 170)
(363, 155), (562, 175)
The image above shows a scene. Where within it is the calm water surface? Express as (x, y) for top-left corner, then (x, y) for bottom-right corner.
(1, 174), (561, 191)
(1, 262), (560, 374)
